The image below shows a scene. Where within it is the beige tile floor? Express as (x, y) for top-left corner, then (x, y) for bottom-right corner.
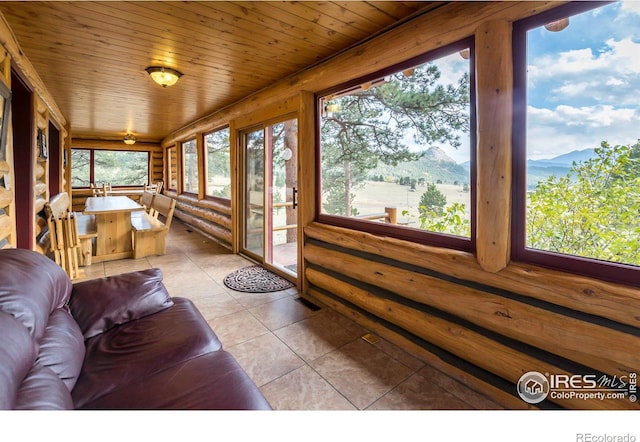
(78, 218), (502, 410)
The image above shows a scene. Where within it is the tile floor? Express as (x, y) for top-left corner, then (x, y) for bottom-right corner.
(78, 218), (502, 410)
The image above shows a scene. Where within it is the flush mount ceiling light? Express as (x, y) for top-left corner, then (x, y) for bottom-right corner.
(145, 66), (183, 87)
(123, 133), (136, 145)
(544, 18), (570, 32)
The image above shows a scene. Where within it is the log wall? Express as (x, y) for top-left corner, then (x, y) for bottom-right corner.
(304, 223), (639, 410)
(165, 189), (232, 249)
(0, 14), (68, 252)
(0, 49), (13, 249)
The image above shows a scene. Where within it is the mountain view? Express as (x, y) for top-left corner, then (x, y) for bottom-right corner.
(526, 148), (595, 189)
(371, 146), (469, 185)
(371, 146), (596, 189)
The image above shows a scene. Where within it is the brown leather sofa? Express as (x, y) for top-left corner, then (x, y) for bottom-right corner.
(0, 248), (271, 410)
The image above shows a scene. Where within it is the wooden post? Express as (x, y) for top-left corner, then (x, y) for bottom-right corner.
(299, 91), (316, 292)
(475, 20), (512, 273)
(384, 207), (397, 224)
(196, 132), (205, 201)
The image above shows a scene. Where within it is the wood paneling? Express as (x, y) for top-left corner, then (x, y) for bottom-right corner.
(0, 1), (439, 142)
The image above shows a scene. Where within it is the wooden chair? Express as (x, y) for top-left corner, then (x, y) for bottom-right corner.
(143, 183), (156, 193)
(131, 194), (176, 259)
(90, 182), (111, 197)
(135, 190), (157, 219)
(144, 181), (164, 194)
(101, 183), (112, 196)
(90, 183), (101, 196)
(44, 192), (98, 278)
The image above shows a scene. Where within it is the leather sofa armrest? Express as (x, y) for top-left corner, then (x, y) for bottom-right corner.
(69, 269), (174, 339)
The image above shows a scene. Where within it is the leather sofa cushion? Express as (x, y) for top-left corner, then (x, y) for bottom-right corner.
(0, 312), (36, 409)
(72, 297), (222, 408)
(36, 308), (85, 391)
(79, 351), (272, 410)
(0, 248), (72, 341)
(69, 268), (174, 339)
(15, 363), (74, 410)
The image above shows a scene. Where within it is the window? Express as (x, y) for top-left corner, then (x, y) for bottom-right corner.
(167, 146), (178, 190)
(317, 39), (475, 250)
(513, 2), (640, 286)
(70, 148), (149, 187)
(71, 149), (90, 187)
(182, 139), (198, 194)
(205, 127), (231, 199)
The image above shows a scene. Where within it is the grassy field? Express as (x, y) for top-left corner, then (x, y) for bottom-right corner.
(351, 180), (471, 227)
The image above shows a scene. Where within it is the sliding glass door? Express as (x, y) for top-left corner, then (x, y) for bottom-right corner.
(241, 118), (298, 278)
(243, 128), (265, 259)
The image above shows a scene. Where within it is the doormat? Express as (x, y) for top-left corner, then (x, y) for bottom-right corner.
(223, 265), (295, 293)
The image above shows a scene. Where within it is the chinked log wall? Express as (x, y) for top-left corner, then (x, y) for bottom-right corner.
(164, 190), (232, 249)
(164, 2), (640, 409)
(304, 223), (640, 410)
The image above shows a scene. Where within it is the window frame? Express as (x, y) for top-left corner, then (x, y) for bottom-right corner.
(315, 37), (476, 252)
(181, 138), (199, 195)
(70, 147), (150, 188)
(204, 126), (232, 202)
(511, 1), (639, 288)
(166, 145), (178, 191)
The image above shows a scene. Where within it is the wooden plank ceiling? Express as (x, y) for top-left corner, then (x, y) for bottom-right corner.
(0, 1), (441, 142)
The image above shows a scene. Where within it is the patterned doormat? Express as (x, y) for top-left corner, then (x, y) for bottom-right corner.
(223, 265), (295, 293)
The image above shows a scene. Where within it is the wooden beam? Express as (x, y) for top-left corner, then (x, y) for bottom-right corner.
(196, 132), (205, 201)
(298, 90), (316, 293)
(475, 20), (513, 273)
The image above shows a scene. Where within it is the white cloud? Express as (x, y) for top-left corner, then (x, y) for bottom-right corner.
(527, 105), (640, 159)
(620, 1), (640, 15)
(552, 82), (591, 98)
(606, 77), (626, 87)
(526, 17), (640, 159)
(530, 38), (640, 83)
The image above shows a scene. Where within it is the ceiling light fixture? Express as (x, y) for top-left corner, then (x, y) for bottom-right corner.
(145, 66), (183, 87)
(124, 133), (136, 145)
(544, 18), (569, 32)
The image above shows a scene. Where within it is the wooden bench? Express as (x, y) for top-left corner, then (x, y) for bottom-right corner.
(43, 192), (98, 279)
(138, 190), (157, 218)
(130, 193), (176, 259)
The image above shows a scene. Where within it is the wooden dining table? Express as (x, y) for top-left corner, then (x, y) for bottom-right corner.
(83, 196), (144, 263)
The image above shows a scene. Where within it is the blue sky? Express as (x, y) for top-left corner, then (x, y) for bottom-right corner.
(526, 1), (640, 159)
(427, 1), (640, 164)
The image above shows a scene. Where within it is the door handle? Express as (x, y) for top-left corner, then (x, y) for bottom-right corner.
(292, 187), (298, 209)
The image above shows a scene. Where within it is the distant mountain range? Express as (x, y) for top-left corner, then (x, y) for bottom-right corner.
(371, 146), (469, 185)
(370, 147), (596, 188)
(526, 148), (595, 188)
(528, 148), (595, 168)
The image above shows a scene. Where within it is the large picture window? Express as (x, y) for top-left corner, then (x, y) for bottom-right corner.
(317, 39), (474, 250)
(205, 127), (231, 199)
(513, 1), (640, 286)
(70, 148), (149, 187)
